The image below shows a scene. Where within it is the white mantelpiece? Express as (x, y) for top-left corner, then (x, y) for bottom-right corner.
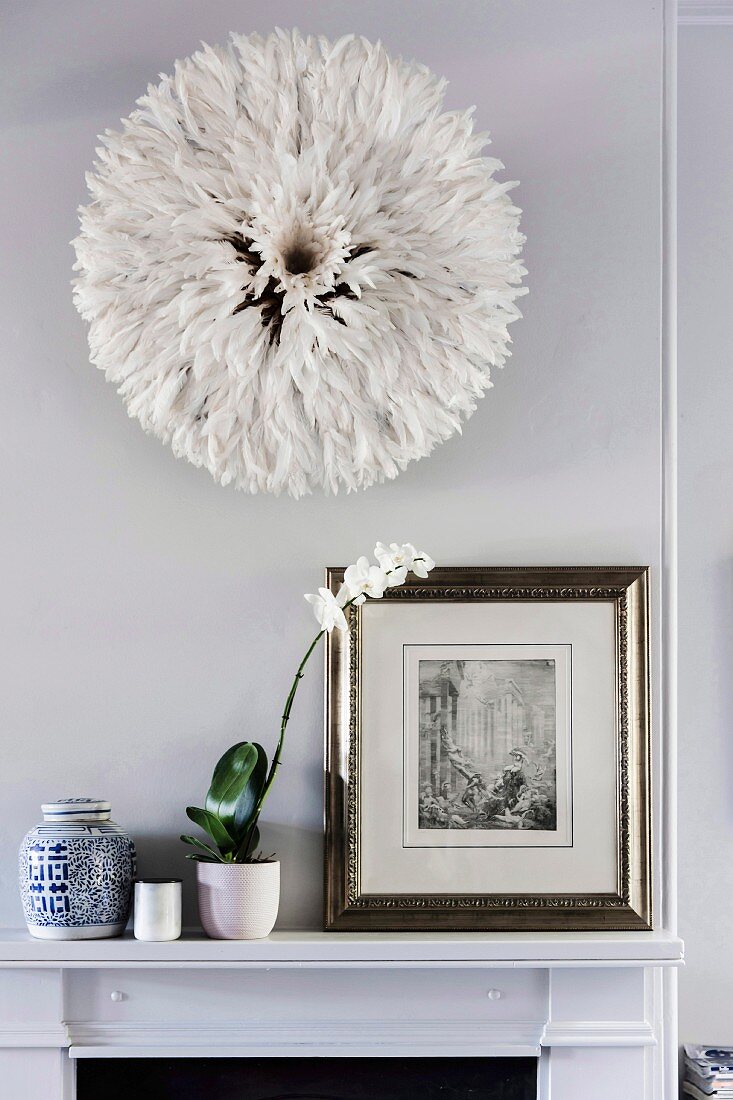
(0, 927), (683, 967)
(0, 929), (683, 1098)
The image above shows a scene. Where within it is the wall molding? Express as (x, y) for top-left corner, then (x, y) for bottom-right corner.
(63, 1017), (657, 1057)
(679, 1), (733, 23)
(661, 2), (679, 1095)
(0, 1026), (69, 1048)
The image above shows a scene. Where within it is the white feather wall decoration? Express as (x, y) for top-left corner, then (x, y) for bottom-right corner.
(73, 29), (526, 497)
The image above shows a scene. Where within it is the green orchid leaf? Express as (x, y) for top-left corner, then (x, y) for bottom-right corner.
(233, 744), (267, 836)
(205, 742), (268, 841)
(185, 805), (235, 853)
(204, 742), (253, 827)
(179, 833), (225, 862)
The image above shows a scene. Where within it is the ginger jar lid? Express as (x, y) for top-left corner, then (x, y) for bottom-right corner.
(41, 798), (111, 822)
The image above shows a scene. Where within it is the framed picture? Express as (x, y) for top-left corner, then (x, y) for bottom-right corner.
(324, 566), (651, 931)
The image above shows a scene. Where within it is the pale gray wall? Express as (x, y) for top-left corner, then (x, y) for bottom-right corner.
(678, 26), (733, 1044)
(0, 1), (664, 929)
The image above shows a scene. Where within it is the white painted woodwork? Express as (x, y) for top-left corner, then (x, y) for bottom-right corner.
(0, 929), (681, 1098)
(0, 929), (683, 968)
(677, 20), (733, 1045)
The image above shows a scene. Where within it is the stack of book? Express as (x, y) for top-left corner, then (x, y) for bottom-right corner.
(685, 1047), (733, 1098)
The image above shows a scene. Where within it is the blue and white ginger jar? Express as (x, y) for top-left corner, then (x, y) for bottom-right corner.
(19, 799), (135, 939)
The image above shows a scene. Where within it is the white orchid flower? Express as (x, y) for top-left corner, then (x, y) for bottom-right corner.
(374, 542), (435, 584)
(411, 550), (436, 578)
(343, 556), (389, 604)
(374, 541), (411, 585)
(304, 586), (349, 632)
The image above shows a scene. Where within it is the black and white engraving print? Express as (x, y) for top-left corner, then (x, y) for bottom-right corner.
(418, 660), (557, 831)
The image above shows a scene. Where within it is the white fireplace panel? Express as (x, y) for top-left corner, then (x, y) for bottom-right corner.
(548, 1046), (648, 1100)
(65, 967), (548, 1027)
(549, 966), (646, 1022)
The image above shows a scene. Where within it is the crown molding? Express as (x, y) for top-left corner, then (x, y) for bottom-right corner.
(679, 1), (733, 24)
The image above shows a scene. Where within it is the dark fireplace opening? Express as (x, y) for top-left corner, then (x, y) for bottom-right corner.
(77, 1056), (537, 1099)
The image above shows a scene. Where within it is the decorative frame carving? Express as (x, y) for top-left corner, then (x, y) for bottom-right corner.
(324, 566), (652, 931)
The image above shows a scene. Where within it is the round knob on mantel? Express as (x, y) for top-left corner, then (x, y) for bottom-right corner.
(486, 988), (503, 1001)
(110, 990), (124, 1003)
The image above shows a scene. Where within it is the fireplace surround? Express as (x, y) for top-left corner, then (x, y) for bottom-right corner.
(0, 929), (682, 1099)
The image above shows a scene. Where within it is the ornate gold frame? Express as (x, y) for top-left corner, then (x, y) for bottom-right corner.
(324, 566), (651, 932)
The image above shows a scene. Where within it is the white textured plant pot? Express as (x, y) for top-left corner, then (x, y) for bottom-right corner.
(196, 861), (280, 940)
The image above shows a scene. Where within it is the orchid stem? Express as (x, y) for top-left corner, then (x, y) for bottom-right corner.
(236, 597), (357, 861)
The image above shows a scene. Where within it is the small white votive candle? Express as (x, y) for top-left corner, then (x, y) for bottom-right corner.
(134, 879), (182, 941)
